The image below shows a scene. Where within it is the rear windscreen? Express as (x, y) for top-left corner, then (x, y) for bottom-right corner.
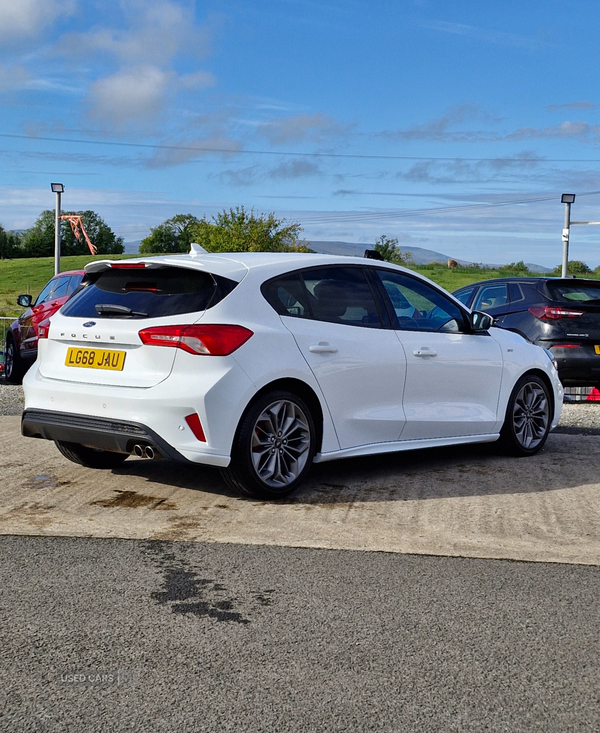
(546, 281), (600, 303)
(60, 267), (237, 319)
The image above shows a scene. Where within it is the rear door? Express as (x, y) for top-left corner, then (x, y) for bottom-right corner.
(264, 266), (407, 449)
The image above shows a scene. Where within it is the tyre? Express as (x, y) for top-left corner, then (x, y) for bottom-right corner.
(221, 390), (316, 499)
(55, 440), (129, 469)
(5, 336), (23, 385)
(499, 374), (552, 456)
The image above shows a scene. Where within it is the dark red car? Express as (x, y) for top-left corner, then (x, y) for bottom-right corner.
(5, 270), (85, 383)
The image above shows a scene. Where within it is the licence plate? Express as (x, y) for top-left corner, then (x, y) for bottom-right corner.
(595, 345), (600, 355)
(65, 347), (126, 371)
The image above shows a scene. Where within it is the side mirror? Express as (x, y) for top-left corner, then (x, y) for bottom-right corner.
(471, 310), (493, 332)
(17, 294), (32, 308)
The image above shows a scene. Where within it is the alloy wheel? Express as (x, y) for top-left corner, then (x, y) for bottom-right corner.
(250, 399), (312, 488)
(512, 381), (550, 450)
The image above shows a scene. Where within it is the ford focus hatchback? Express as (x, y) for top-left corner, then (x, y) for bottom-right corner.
(22, 248), (563, 499)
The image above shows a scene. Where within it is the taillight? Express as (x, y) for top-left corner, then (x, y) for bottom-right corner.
(529, 306), (584, 320)
(550, 343), (581, 349)
(109, 263), (147, 269)
(38, 318), (51, 339)
(138, 325), (253, 355)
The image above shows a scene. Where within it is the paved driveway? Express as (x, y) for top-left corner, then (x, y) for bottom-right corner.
(2, 416), (600, 565)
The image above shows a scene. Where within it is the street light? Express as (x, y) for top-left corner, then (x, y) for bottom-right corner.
(51, 183), (64, 275)
(561, 193), (576, 277)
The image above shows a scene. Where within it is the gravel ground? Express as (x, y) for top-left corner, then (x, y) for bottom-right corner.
(1, 379), (598, 430)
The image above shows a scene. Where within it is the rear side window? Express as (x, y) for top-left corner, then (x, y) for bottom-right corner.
(546, 282), (600, 303)
(262, 266), (384, 327)
(508, 282), (525, 303)
(61, 267), (237, 319)
(261, 273), (312, 318)
(303, 267), (383, 327)
(66, 274), (83, 296)
(472, 283), (508, 312)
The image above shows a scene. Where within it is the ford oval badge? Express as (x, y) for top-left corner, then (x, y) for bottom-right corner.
(82, 321), (96, 328)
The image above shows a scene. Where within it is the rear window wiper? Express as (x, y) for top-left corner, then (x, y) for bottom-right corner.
(95, 304), (148, 318)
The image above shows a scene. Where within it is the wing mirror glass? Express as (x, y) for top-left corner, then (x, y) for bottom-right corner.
(17, 294), (32, 308)
(471, 310), (493, 332)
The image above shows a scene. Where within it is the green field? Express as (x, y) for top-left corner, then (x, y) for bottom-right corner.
(0, 254), (132, 317)
(0, 253), (584, 321)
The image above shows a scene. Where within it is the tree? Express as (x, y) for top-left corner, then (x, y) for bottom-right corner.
(0, 225), (21, 259)
(373, 235), (413, 266)
(188, 206), (310, 253)
(61, 211), (124, 255)
(20, 210), (124, 257)
(502, 261), (530, 274)
(552, 260), (592, 276)
(139, 214), (200, 254)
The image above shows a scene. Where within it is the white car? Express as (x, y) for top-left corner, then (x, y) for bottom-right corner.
(22, 247), (563, 499)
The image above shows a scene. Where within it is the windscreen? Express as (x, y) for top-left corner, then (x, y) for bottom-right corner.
(61, 266), (237, 319)
(546, 281), (600, 303)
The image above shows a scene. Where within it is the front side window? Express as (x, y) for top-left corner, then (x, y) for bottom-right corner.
(49, 276), (71, 300)
(34, 278), (59, 306)
(376, 270), (466, 333)
(453, 286), (475, 306)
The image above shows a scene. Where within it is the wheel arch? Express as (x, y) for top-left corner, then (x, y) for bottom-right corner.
(239, 378), (325, 454)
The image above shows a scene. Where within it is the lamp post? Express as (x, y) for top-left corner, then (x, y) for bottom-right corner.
(51, 183), (64, 276)
(561, 193), (576, 278)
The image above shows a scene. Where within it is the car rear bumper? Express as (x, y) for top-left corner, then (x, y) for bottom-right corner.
(22, 408), (188, 462)
(547, 343), (600, 387)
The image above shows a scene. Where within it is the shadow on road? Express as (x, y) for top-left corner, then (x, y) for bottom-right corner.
(109, 432), (591, 505)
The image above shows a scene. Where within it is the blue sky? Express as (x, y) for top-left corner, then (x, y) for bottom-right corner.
(1, 0), (600, 266)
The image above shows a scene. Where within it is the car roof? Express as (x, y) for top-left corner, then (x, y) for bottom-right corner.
(454, 276), (600, 291)
(84, 250), (422, 284)
(56, 269), (85, 276)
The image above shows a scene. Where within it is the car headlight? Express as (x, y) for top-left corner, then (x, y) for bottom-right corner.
(544, 348), (558, 370)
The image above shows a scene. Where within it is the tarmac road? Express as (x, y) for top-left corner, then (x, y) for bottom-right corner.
(2, 407), (600, 731)
(1, 535), (599, 733)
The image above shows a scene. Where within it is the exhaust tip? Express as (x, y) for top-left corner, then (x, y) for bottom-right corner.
(133, 444), (144, 458)
(145, 445), (155, 460)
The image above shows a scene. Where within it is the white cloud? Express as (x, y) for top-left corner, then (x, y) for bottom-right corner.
(381, 104), (495, 142)
(0, 0), (76, 43)
(86, 66), (175, 128)
(257, 113), (347, 144)
(269, 160), (322, 179)
(146, 136), (243, 167)
(179, 71), (216, 90)
(547, 101), (598, 112)
(59, 0), (212, 66)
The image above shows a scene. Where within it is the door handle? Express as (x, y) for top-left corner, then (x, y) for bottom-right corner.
(413, 348), (437, 357)
(309, 342), (338, 354)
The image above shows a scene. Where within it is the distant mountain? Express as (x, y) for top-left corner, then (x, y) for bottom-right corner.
(123, 240), (141, 254)
(307, 240), (552, 273)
